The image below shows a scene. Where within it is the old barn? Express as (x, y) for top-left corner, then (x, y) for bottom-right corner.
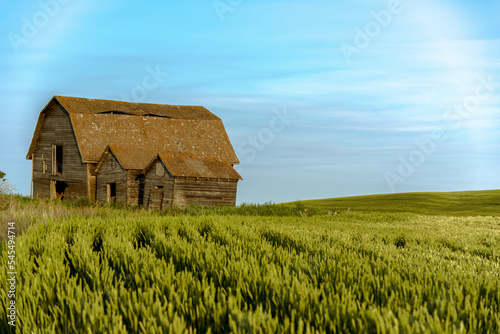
(26, 96), (241, 208)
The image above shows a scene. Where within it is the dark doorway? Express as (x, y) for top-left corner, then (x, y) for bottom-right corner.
(52, 145), (63, 175)
(56, 145), (63, 174)
(55, 181), (68, 200)
(137, 174), (145, 207)
(107, 183), (117, 203)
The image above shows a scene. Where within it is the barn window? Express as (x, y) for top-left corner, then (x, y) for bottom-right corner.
(156, 162), (165, 177)
(52, 145), (63, 175)
(155, 185), (163, 189)
(107, 183), (117, 203)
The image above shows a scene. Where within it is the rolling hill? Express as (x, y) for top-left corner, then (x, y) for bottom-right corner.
(289, 190), (500, 216)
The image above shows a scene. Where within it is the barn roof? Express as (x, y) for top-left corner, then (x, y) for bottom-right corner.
(27, 96), (239, 164)
(94, 146), (242, 180)
(93, 145), (158, 174)
(152, 152), (242, 180)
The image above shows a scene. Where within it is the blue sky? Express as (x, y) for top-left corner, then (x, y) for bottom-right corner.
(0, 0), (499, 204)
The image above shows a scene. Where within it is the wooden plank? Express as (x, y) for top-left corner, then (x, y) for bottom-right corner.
(172, 178), (238, 207)
(87, 164), (97, 202)
(49, 180), (56, 200)
(126, 170), (146, 206)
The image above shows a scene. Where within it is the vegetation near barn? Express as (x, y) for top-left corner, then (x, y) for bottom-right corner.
(0, 171), (16, 196)
(0, 191), (499, 333)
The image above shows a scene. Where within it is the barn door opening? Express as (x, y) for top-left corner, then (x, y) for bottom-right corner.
(50, 180), (68, 200)
(107, 183), (116, 203)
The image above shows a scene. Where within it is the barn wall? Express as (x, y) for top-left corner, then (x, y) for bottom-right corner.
(172, 179), (238, 208)
(32, 179), (50, 199)
(95, 153), (127, 203)
(143, 161), (174, 209)
(87, 163), (97, 202)
(127, 170), (145, 206)
(31, 103), (88, 200)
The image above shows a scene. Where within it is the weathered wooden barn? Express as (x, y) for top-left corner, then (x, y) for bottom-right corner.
(26, 96), (241, 207)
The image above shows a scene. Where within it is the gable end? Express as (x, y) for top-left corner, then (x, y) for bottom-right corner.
(26, 96), (85, 164)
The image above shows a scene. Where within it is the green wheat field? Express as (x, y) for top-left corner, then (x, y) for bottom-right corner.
(1, 190), (499, 333)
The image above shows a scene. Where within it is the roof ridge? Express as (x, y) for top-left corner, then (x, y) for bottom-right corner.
(55, 95), (207, 109)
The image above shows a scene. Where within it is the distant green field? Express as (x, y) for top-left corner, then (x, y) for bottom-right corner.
(289, 190), (500, 216)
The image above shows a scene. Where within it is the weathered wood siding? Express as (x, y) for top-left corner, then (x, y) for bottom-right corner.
(95, 153), (127, 203)
(32, 179), (50, 199)
(143, 161), (174, 209)
(172, 179), (238, 208)
(31, 103), (88, 200)
(87, 163), (97, 202)
(127, 170), (145, 206)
